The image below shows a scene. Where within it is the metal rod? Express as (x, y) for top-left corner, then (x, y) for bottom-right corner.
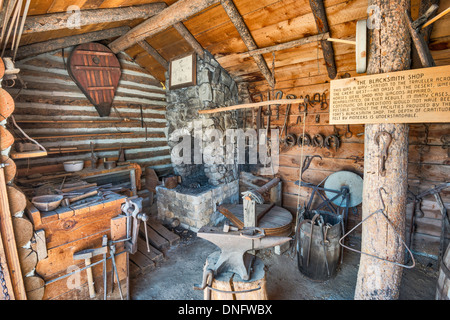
(44, 251), (126, 286)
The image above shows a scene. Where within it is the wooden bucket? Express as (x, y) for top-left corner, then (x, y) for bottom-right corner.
(296, 210), (343, 281)
(436, 243), (450, 300)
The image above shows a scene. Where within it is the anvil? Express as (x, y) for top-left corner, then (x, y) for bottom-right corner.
(197, 226), (291, 280)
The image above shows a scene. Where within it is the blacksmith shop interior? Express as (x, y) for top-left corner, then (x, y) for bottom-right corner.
(0, 0), (449, 302)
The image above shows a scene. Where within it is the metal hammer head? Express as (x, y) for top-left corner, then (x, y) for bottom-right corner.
(73, 246), (108, 260)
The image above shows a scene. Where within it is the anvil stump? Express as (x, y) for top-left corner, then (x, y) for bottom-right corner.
(205, 251), (267, 300)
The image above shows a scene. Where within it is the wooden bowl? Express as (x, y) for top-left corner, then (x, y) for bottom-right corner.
(32, 195), (63, 212)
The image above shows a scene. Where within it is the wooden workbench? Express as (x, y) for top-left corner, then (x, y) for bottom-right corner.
(18, 163), (142, 196)
(27, 192), (129, 300)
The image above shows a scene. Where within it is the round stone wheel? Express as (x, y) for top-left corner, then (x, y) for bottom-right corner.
(204, 251), (268, 300)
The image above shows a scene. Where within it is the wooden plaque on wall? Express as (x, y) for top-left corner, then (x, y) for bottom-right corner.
(329, 65), (450, 125)
(67, 42), (121, 117)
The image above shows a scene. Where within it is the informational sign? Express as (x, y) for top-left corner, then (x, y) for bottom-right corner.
(329, 65), (450, 124)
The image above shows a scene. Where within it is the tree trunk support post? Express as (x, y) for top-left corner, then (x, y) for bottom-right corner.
(354, 0), (411, 300)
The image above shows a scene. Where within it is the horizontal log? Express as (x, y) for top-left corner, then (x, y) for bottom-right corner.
(241, 32), (330, 58)
(198, 98), (305, 113)
(13, 26), (131, 60)
(22, 3), (167, 34)
(108, 0), (220, 53)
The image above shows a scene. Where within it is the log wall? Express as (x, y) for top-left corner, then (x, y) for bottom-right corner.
(6, 48), (171, 178)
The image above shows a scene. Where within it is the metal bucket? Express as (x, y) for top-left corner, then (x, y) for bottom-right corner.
(296, 210), (343, 281)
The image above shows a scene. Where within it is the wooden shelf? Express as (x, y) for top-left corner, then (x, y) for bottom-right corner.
(10, 150), (48, 159)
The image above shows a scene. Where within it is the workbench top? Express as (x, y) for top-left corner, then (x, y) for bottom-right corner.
(28, 192), (127, 227)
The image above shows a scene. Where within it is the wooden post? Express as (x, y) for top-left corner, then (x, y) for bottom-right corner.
(0, 168), (27, 300)
(354, 0), (411, 300)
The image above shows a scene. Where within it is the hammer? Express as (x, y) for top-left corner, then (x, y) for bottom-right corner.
(73, 246), (108, 299)
(62, 190), (98, 207)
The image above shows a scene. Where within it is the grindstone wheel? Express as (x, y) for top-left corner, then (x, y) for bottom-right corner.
(324, 171), (363, 208)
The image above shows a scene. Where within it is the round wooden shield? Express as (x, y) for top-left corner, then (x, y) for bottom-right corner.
(0, 88), (15, 119)
(0, 125), (14, 150)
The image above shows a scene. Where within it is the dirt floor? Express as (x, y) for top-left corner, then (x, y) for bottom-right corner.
(129, 225), (440, 300)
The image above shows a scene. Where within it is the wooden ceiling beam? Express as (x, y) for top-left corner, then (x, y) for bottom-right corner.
(240, 32), (330, 58)
(13, 26), (130, 60)
(108, 0), (220, 54)
(220, 0), (275, 88)
(309, 0), (337, 79)
(137, 40), (169, 70)
(22, 3), (167, 34)
(172, 22), (205, 59)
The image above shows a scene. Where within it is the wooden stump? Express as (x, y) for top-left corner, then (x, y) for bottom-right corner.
(204, 251), (268, 300)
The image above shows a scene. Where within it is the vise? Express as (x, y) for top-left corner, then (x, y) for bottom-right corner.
(197, 225), (291, 281)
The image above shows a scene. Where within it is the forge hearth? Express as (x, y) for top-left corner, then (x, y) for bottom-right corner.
(156, 179), (239, 231)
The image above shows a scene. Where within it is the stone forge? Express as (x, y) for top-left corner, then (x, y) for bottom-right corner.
(158, 51), (241, 230)
(156, 179), (239, 231)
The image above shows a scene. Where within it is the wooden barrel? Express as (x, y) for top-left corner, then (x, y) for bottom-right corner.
(436, 243), (450, 300)
(204, 251), (268, 300)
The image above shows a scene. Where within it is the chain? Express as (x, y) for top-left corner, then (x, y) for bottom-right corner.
(0, 256), (11, 300)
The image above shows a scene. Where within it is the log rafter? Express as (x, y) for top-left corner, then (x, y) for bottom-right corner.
(309, 0), (337, 79)
(220, 0), (275, 88)
(21, 3), (168, 34)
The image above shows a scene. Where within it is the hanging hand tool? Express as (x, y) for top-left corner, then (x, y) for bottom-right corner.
(73, 245), (108, 299)
(274, 90), (283, 120)
(298, 95), (308, 115)
(311, 93), (321, 107)
(252, 93), (264, 131)
(344, 124), (353, 138)
(312, 133), (325, 148)
(281, 94), (296, 147)
(297, 133), (312, 147)
(325, 135), (341, 151)
(108, 242), (124, 300)
(90, 142), (97, 169)
(375, 131), (392, 177)
(320, 92), (328, 110)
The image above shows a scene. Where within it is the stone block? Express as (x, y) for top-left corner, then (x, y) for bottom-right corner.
(199, 83), (213, 102)
(198, 68), (211, 84)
